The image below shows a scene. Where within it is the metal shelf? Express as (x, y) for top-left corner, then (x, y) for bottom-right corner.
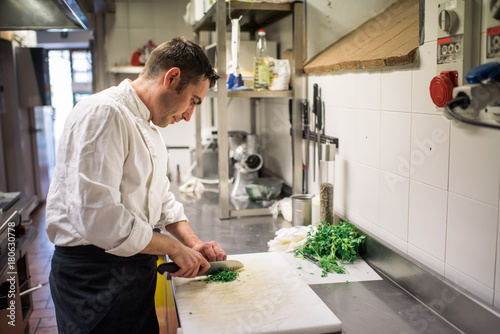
(194, 0), (305, 219)
(193, 1), (295, 33)
(108, 66), (144, 74)
(207, 89), (293, 99)
(230, 208), (272, 217)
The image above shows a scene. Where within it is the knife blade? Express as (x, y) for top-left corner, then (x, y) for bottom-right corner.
(157, 259), (244, 276)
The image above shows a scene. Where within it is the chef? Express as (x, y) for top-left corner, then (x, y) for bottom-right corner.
(45, 37), (225, 333)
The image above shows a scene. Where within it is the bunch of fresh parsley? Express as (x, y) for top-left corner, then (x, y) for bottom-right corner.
(295, 221), (366, 276)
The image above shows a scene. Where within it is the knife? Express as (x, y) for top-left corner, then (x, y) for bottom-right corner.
(315, 88), (323, 173)
(312, 84), (319, 181)
(157, 260), (244, 276)
(303, 100), (310, 193)
(302, 253), (331, 273)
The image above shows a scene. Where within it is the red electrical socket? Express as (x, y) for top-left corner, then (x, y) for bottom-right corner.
(429, 70), (459, 108)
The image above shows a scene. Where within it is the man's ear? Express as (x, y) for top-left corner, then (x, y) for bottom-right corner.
(163, 67), (181, 88)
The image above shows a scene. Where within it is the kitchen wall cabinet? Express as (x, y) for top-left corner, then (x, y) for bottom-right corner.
(193, 0), (305, 219)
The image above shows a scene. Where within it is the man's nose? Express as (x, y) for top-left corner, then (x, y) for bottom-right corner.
(182, 106), (195, 122)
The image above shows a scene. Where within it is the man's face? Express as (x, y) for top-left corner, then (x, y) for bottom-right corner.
(152, 77), (210, 127)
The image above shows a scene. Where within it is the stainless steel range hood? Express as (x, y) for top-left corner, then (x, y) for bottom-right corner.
(0, 0), (90, 30)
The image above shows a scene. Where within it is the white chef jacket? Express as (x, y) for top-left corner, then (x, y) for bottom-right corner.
(45, 80), (187, 257)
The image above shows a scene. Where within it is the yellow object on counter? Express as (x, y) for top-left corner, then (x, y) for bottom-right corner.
(155, 256), (167, 307)
(154, 255), (179, 332)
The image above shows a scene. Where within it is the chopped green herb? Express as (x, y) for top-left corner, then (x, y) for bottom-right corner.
(345, 280), (349, 284)
(297, 266), (302, 270)
(201, 269), (240, 283)
(295, 221), (366, 276)
(189, 312), (193, 314)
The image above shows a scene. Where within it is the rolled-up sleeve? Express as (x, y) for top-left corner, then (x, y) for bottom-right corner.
(105, 218), (153, 256)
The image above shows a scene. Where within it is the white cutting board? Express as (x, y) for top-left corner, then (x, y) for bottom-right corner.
(172, 252), (342, 334)
(279, 252), (382, 285)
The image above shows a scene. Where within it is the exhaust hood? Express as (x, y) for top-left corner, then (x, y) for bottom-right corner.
(0, 0), (90, 31)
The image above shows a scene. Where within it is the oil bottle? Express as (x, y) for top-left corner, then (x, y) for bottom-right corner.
(253, 29), (270, 91)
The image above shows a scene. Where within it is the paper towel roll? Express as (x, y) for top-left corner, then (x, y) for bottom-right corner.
(311, 194), (320, 225)
(280, 198), (292, 222)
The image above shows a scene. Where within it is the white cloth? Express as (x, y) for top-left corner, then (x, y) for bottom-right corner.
(46, 80), (187, 257)
(178, 177), (205, 201)
(267, 226), (311, 253)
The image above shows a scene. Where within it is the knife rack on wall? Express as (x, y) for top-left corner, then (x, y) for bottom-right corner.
(302, 131), (338, 147)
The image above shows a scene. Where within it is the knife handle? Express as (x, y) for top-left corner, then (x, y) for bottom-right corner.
(303, 253), (319, 264)
(157, 262), (180, 275)
(312, 84), (319, 116)
(315, 96), (322, 131)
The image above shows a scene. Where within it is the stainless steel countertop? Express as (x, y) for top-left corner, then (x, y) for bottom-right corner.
(175, 185), (461, 334)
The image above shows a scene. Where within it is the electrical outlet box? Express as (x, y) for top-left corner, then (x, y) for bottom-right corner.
(436, 0), (473, 84)
(431, 0), (473, 112)
(486, 0), (500, 59)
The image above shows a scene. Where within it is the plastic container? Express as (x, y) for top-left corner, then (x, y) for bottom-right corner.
(311, 194), (320, 225)
(319, 143), (336, 224)
(245, 177), (283, 201)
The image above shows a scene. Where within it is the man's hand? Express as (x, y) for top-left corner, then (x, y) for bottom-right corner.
(165, 221), (227, 262)
(140, 232), (211, 278)
(192, 241), (227, 262)
(168, 243), (211, 278)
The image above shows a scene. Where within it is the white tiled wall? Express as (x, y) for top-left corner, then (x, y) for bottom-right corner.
(263, 0), (500, 309)
(355, 110), (381, 168)
(409, 114), (450, 190)
(408, 181), (447, 262)
(380, 111), (411, 177)
(106, 0), (191, 68)
(379, 171), (409, 242)
(449, 124), (500, 206)
(446, 193), (497, 289)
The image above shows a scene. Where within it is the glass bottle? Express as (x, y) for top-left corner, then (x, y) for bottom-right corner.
(319, 142), (336, 224)
(253, 29), (270, 91)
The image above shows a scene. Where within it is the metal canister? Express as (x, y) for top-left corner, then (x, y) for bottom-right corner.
(291, 194), (314, 226)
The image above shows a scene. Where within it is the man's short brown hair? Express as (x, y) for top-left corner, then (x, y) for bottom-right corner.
(142, 37), (219, 92)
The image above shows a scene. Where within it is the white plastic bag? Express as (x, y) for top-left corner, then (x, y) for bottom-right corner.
(269, 197), (292, 222)
(269, 57), (290, 91)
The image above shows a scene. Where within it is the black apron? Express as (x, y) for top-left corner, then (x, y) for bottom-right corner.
(49, 245), (159, 334)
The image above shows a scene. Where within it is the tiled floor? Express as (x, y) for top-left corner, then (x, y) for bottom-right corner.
(27, 203), (57, 334)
